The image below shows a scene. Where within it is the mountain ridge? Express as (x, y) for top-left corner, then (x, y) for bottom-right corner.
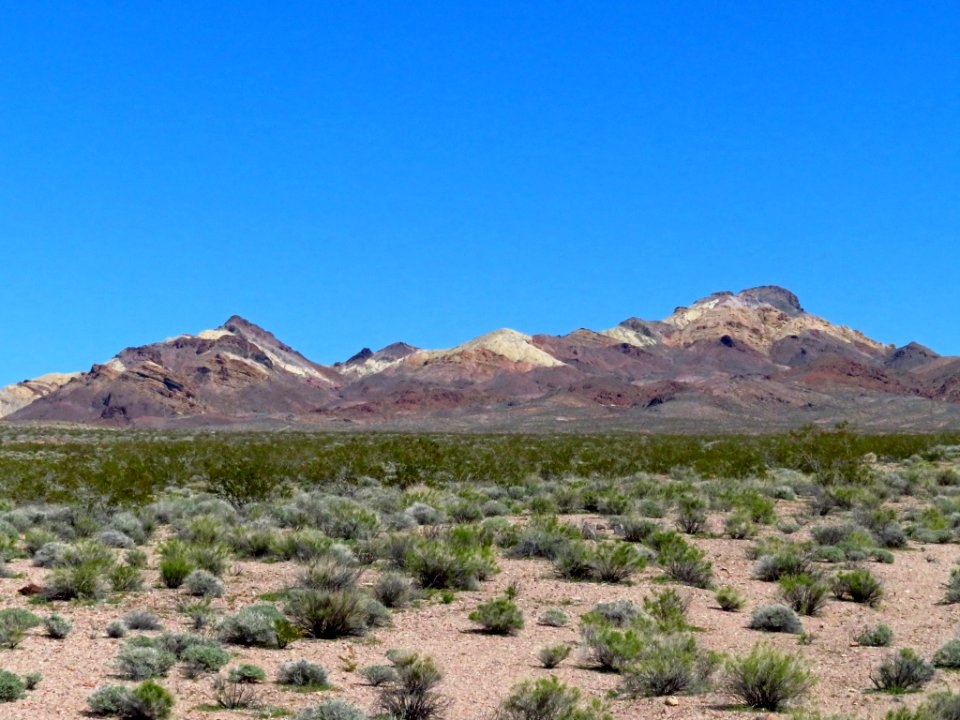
(5, 286), (960, 431)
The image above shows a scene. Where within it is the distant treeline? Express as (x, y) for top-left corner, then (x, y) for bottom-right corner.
(1, 425), (959, 507)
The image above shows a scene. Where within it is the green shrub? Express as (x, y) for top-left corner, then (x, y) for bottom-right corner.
(779, 574), (830, 616)
(374, 571), (417, 608)
(178, 598), (215, 631)
(218, 605), (282, 647)
(131, 680), (174, 719)
(158, 540), (194, 589)
(0, 609), (41, 648)
(538, 609), (569, 627)
(855, 624), (893, 647)
(537, 643), (572, 668)
(724, 643), (816, 711)
(360, 664), (398, 686)
(552, 542), (595, 581)
(614, 517), (658, 543)
(870, 648), (935, 693)
(228, 664), (267, 684)
(944, 566), (960, 604)
(298, 559), (362, 592)
(88, 685), (135, 715)
(508, 516), (578, 560)
(43, 559), (111, 600)
(277, 659), (329, 688)
(230, 526), (280, 559)
(676, 497), (708, 534)
(469, 597), (524, 635)
(106, 620), (127, 638)
(495, 676), (609, 720)
(725, 511), (757, 539)
(620, 633), (718, 697)
(0, 670), (25, 702)
(658, 541), (713, 589)
(715, 586), (745, 612)
(183, 569), (224, 598)
(580, 625), (644, 671)
(186, 543), (231, 577)
(377, 651), (446, 720)
(749, 604), (803, 634)
(591, 542), (645, 582)
(274, 617), (303, 649)
(295, 698), (369, 720)
(831, 568), (884, 607)
(285, 588), (373, 639)
(583, 599), (642, 628)
(754, 550), (811, 582)
(182, 644), (231, 677)
(113, 643), (176, 680)
(405, 541), (494, 590)
(925, 692), (960, 720)
(22, 672), (41, 690)
(933, 639), (960, 668)
(110, 563), (145, 592)
(44, 613), (72, 639)
(644, 588), (691, 632)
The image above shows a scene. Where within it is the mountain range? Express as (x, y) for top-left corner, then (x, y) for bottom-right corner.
(4, 285), (960, 431)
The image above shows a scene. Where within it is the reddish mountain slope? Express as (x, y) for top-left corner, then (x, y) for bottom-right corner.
(6, 286), (960, 430)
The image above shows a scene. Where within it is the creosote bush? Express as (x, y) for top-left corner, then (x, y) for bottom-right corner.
(377, 650), (447, 720)
(933, 639), (960, 669)
(495, 676), (610, 720)
(779, 573), (830, 616)
(0, 670), (25, 702)
(871, 648), (935, 694)
(469, 596), (524, 635)
(725, 643), (816, 711)
(855, 624), (893, 647)
(620, 633), (718, 697)
(715, 586), (745, 612)
(538, 643), (572, 669)
(831, 568), (884, 607)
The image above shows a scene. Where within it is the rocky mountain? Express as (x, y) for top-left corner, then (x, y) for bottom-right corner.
(6, 286), (960, 430)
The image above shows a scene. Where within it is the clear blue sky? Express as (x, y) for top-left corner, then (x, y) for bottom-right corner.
(1, 2), (958, 386)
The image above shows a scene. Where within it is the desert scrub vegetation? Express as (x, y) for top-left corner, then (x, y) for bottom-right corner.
(495, 677), (610, 720)
(2, 427), (960, 717)
(725, 643), (816, 711)
(870, 648), (935, 693)
(87, 680), (174, 719)
(469, 595), (524, 634)
(831, 567), (884, 607)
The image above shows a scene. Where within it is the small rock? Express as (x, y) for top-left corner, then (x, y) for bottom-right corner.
(664, 697), (679, 707)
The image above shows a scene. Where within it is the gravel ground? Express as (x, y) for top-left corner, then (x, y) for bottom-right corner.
(2, 514), (960, 720)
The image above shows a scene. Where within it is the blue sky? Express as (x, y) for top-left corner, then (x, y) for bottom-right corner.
(1, 2), (958, 386)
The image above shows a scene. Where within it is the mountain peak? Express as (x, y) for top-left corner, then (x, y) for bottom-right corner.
(737, 286), (804, 315)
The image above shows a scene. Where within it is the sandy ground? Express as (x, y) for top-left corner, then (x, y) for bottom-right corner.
(2, 515), (960, 720)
